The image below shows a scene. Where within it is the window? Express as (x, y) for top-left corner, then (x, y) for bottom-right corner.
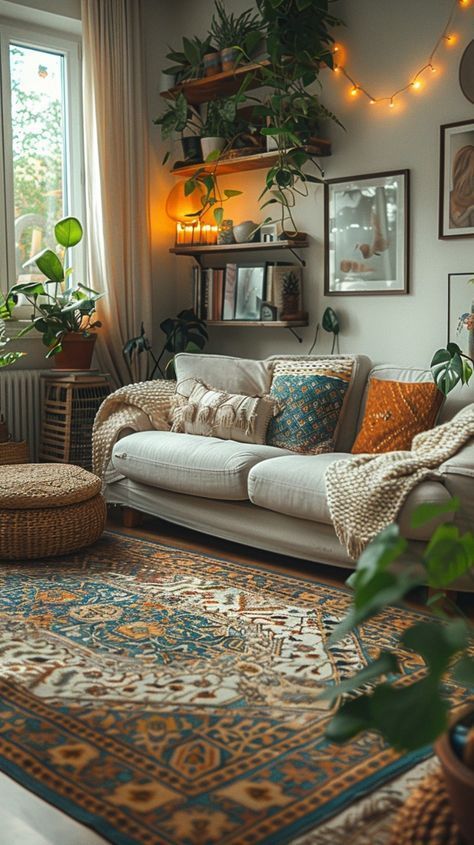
(0, 21), (83, 292)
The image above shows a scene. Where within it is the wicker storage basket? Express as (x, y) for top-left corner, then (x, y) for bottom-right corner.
(0, 440), (28, 466)
(0, 463), (106, 560)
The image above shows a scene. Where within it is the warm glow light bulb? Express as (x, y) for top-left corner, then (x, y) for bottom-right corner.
(445, 33), (458, 45)
(350, 85), (359, 96)
(388, 99), (395, 108)
(411, 79), (422, 90)
(459, 0), (471, 7)
(369, 98), (376, 105)
(430, 64), (437, 73)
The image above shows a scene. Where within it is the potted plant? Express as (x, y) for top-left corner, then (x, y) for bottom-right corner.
(210, 0), (262, 72)
(163, 34), (215, 84)
(323, 498), (474, 842)
(123, 310), (208, 382)
(200, 97), (239, 159)
(154, 93), (203, 165)
(5, 216), (103, 370)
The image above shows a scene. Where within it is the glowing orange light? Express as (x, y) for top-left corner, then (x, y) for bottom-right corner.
(350, 86), (359, 96)
(334, 65), (341, 73)
(459, 0), (471, 7)
(430, 64), (437, 73)
(388, 99), (395, 109)
(445, 33), (458, 45)
(369, 99), (376, 105)
(411, 79), (422, 90)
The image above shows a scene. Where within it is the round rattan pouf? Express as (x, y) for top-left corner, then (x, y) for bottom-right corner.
(0, 463), (106, 560)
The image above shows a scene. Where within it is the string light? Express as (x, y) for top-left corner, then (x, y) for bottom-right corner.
(332, 0), (471, 109)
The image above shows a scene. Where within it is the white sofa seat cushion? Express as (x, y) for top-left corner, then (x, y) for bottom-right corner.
(111, 431), (291, 501)
(248, 453), (453, 541)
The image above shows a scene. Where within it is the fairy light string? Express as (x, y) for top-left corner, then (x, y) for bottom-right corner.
(333, 0), (472, 109)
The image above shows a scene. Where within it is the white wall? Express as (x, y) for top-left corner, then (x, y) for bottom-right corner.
(144, 0), (474, 368)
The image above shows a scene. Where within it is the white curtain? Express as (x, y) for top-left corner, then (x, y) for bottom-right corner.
(82, 0), (152, 386)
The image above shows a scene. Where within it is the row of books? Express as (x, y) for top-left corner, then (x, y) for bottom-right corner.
(192, 263), (303, 322)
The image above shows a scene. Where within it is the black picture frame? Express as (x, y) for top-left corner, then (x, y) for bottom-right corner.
(324, 169), (410, 296)
(439, 120), (474, 239)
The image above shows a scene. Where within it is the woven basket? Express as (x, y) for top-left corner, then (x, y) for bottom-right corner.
(389, 768), (461, 845)
(0, 494), (106, 560)
(0, 440), (28, 466)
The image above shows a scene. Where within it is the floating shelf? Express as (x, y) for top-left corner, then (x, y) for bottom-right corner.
(206, 320), (308, 328)
(170, 239), (309, 256)
(171, 145), (331, 179)
(161, 61), (270, 105)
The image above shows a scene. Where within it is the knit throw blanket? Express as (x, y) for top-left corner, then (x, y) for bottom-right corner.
(92, 380), (176, 481)
(325, 403), (474, 560)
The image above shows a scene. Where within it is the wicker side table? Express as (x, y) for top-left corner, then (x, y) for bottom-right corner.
(0, 463), (106, 560)
(39, 373), (110, 471)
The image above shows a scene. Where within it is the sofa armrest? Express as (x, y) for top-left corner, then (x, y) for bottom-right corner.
(439, 438), (474, 532)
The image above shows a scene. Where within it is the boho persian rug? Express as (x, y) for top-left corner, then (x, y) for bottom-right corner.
(0, 533), (465, 845)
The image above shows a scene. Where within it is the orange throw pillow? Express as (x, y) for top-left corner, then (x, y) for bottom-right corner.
(352, 378), (444, 454)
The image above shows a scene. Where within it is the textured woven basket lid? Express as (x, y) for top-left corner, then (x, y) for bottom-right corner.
(0, 464), (101, 509)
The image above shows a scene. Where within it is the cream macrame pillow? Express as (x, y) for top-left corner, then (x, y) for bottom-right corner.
(170, 378), (280, 445)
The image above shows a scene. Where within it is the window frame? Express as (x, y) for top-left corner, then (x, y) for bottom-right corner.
(0, 19), (83, 293)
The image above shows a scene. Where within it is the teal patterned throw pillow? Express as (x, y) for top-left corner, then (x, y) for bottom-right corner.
(266, 370), (352, 454)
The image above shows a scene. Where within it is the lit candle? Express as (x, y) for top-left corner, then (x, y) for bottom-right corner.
(184, 225), (194, 244)
(176, 223), (184, 244)
(203, 224), (210, 244)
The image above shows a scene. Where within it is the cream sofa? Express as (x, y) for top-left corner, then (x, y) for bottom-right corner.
(103, 352), (474, 575)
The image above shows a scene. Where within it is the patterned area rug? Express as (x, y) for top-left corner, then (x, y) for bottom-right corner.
(0, 533), (465, 845)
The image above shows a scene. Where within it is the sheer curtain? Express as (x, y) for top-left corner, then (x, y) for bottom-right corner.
(81, 0), (152, 386)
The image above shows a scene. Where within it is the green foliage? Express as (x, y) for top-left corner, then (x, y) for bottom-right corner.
(123, 311), (208, 382)
(322, 306), (339, 335)
(0, 318), (25, 368)
(164, 35), (215, 83)
(324, 499), (474, 753)
(431, 342), (473, 395)
(210, 1), (262, 52)
(5, 217), (103, 357)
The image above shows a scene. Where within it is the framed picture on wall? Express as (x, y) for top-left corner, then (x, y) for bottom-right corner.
(439, 120), (474, 239)
(448, 272), (474, 359)
(324, 170), (410, 295)
(234, 264), (266, 320)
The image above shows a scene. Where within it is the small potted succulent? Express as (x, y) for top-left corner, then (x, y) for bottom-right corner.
(210, 0), (262, 72)
(280, 270), (301, 318)
(5, 216), (103, 370)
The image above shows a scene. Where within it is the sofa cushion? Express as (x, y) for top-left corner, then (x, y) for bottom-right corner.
(174, 353), (273, 396)
(266, 357), (355, 454)
(170, 379), (279, 444)
(112, 431), (290, 501)
(352, 376), (444, 454)
(248, 453), (453, 540)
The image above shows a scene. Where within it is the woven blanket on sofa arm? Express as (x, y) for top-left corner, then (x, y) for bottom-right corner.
(92, 380), (177, 482)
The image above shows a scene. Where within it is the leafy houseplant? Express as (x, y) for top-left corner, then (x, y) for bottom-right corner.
(323, 499), (474, 841)
(431, 277), (474, 394)
(123, 310), (208, 382)
(4, 216), (103, 368)
(210, 1), (262, 71)
(163, 35), (215, 84)
(0, 318), (25, 369)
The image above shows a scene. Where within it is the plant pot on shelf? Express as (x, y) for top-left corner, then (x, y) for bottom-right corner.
(181, 136), (202, 163)
(220, 47), (240, 72)
(200, 136), (225, 160)
(52, 333), (97, 371)
(435, 709), (474, 845)
(203, 51), (221, 76)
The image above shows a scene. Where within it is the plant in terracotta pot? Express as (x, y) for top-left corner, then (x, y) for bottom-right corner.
(209, 0), (262, 72)
(322, 500), (474, 842)
(5, 216), (103, 370)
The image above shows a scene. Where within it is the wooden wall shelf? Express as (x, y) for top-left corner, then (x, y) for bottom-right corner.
(161, 61), (270, 105)
(170, 239), (308, 256)
(171, 145), (331, 179)
(207, 320), (308, 328)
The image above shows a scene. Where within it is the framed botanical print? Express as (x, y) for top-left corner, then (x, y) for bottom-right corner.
(448, 272), (474, 359)
(324, 170), (410, 295)
(439, 120), (474, 239)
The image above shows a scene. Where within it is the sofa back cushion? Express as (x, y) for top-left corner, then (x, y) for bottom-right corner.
(175, 353), (273, 397)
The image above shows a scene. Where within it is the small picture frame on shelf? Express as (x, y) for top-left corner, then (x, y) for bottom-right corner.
(261, 222), (279, 243)
(266, 263), (303, 318)
(260, 302), (278, 321)
(222, 263), (237, 320)
(234, 264), (266, 320)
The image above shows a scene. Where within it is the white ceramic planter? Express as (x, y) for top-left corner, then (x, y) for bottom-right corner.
(200, 137), (226, 160)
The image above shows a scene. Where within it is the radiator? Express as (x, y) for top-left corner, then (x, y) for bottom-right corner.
(0, 369), (48, 461)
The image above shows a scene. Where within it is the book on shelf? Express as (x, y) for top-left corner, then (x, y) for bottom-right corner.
(193, 267), (226, 320)
(222, 263), (237, 320)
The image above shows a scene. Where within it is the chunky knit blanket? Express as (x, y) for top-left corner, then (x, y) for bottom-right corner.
(92, 380), (176, 481)
(325, 403), (474, 559)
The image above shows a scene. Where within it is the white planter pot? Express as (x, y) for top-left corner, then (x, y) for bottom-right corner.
(201, 137), (226, 160)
